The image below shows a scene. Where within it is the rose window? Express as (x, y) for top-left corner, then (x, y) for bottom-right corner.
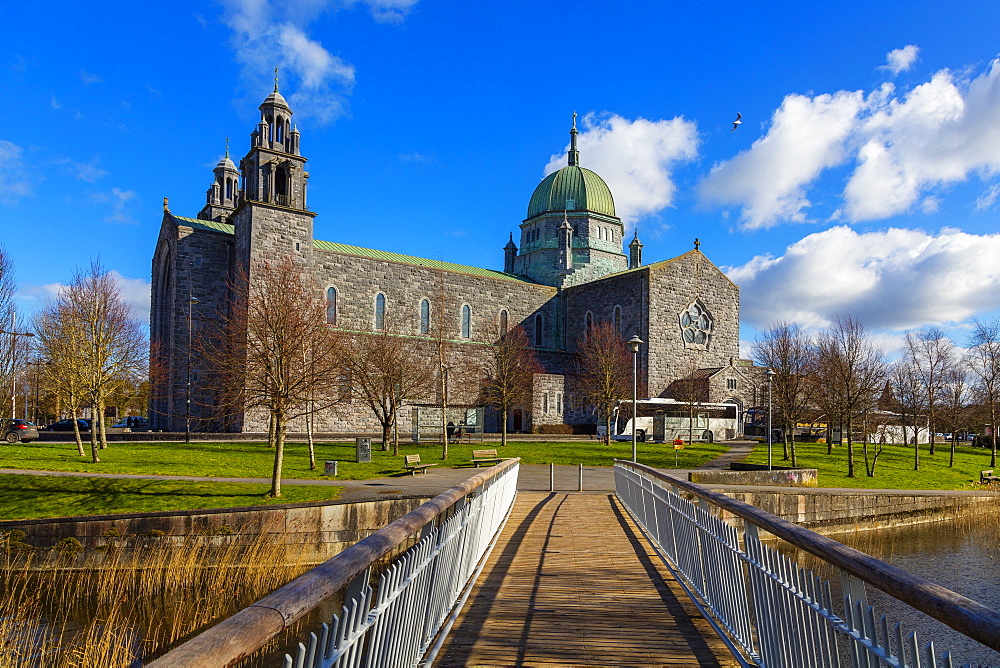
(679, 301), (713, 348)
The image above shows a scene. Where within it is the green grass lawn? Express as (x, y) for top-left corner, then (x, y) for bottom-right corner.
(742, 440), (1000, 490)
(0, 474), (343, 521)
(0, 438), (727, 520)
(0, 438), (729, 481)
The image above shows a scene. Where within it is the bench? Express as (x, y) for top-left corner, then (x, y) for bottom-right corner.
(403, 454), (436, 475)
(470, 449), (503, 468)
(981, 470), (1000, 484)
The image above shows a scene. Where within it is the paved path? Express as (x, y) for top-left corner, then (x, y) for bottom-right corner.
(435, 492), (739, 667)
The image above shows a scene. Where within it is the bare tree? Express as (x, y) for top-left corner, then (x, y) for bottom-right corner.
(342, 326), (436, 456)
(905, 327), (955, 455)
(752, 322), (814, 467)
(888, 358), (923, 471)
(481, 325), (541, 447)
(576, 322), (633, 444)
(967, 319), (1000, 467)
(33, 302), (90, 456)
(815, 316), (886, 478)
(207, 258), (346, 497)
(46, 263), (148, 461)
(0, 247), (32, 420)
(940, 365), (972, 468)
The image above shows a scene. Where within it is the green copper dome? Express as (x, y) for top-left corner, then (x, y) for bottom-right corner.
(527, 165), (616, 219)
(527, 117), (616, 219)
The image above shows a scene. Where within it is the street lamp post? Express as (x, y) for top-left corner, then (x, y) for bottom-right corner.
(26, 360), (44, 424)
(185, 296), (199, 443)
(2, 325), (35, 420)
(765, 369), (776, 471)
(627, 335), (644, 463)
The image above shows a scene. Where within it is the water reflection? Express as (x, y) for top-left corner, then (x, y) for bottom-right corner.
(783, 517), (1000, 666)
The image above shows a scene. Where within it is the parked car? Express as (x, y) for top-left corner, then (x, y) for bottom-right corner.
(3, 419), (39, 443)
(111, 416), (149, 431)
(43, 418), (92, 432)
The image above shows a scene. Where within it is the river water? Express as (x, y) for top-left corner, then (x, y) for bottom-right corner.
(790, 518), (1000, 667)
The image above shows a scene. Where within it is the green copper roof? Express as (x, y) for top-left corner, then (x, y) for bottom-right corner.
(172, 215), (235, 234)
(312, 239), (538, 283)
(169, 219), (539, 284)
(527, 165), (616, 219)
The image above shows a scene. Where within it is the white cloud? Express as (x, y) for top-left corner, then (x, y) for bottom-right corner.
(110, 271), (152, 324)
(698, 91), (864, 230)
(700, 57), (1000, 228)
(976, 183), (1000, 210)
(0, 140), (35, 204)
(54, 156), (107, 183)
(844, 64), (1000, 221)
(91, 188), (138, 223)
(883, 45), (920, 75)
(725, 226), (1000, 332)
(79, 69), (102, 84)
(20, 272), (150, 324)
(543, 112), (699, 225)
(219, 0), (416, 124)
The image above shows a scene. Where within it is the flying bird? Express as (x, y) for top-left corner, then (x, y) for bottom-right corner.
(731, 112), (742, 132)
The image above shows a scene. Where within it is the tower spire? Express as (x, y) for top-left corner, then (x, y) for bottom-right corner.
(568, 111), (580, 167)
(225, 136), (230, 159)
(274, 67), (279, 92)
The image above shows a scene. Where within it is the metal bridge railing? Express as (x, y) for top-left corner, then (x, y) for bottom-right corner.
(614, 460), (1000, 668)
(149, 458), (519, 668)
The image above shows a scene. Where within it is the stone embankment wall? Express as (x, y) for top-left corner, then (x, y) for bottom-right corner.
(706, 487), (1000, 535)
(689, 467), (818, 487)
(0, 496), (428, 565)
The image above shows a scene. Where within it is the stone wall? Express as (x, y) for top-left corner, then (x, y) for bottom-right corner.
(150, 216), (235, 432)
(708, 489), (1000, 534)
(646, 251), (741, 398)
(0, 496), (427, 566)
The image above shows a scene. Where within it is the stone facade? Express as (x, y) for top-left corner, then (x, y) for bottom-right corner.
(150, 90), (762, 436)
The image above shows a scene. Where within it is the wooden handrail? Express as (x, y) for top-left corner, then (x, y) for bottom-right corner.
(149, 458), (520, 667)
(615, 460), (1000, 653)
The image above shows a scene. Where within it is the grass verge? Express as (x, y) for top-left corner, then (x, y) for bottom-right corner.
(1, 438), (730, 481)
(742, 440), (1000, 490)
(0, 474), (342, 521)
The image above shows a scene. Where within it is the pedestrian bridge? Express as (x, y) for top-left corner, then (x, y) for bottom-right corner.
(150, 460), (1000, 668)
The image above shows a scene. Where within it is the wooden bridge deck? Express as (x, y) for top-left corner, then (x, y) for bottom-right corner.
(435, 492), (740, 667)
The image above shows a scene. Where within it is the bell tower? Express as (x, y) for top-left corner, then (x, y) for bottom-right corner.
(232, 72), (316, 278)
(198, 138), (240, 222)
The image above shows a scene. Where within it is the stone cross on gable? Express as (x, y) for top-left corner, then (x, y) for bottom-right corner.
(694, 238), (700, 251)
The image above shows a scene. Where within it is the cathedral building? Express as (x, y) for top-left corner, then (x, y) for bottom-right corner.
(150, 87), (761, 436)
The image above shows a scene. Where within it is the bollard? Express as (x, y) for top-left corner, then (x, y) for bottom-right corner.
(578, 463), (583, 491)
(355, 438), (372, 463)
(324, 460), (338, 477)
(549, 462), (554, 492)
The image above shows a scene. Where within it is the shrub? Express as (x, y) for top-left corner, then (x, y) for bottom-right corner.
(101, 526), (122, 538)
(54, 537), (84, 557)
(532, 424), (574, 435)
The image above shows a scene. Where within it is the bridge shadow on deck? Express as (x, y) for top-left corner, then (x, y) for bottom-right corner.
(436, 492), (737, 667)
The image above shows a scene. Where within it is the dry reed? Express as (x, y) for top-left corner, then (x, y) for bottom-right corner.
(0, 528), (314, 667)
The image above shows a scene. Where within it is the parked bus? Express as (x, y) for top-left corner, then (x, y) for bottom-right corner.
(606, 398), (741, 443)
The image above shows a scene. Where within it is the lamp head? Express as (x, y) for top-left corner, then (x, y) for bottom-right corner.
(627, 335), (643, 353)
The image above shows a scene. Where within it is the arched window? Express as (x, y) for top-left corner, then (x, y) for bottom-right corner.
(420, 299), (430, 334)
(461, 304), (471, 338)
(534, 314), (543, 347)
(614, 306), (622, 335)
(499, 310), (509, 334)
(374, 293), (385, 330)
(225, 178), (233, 201)
(326, 287), (337, 325)
(585, 311), (593, 332)
(276, 117), (284, 143)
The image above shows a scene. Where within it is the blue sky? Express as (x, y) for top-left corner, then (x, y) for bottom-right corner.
(4, 0), (1000, 355)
